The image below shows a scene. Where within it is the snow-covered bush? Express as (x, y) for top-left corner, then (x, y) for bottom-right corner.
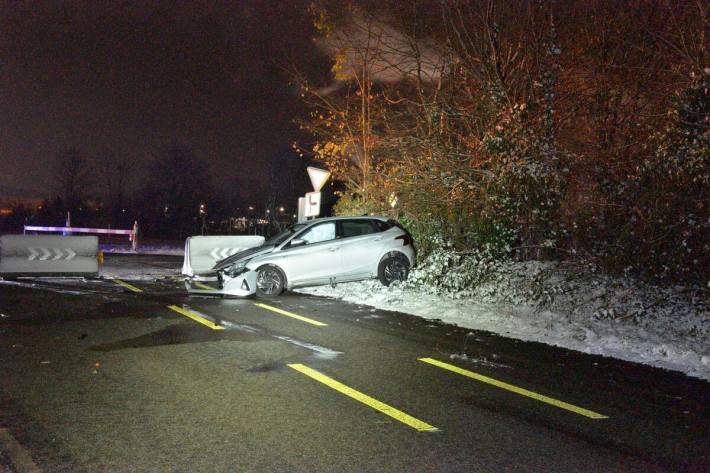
(404, 236), (507, 297)
(481, 108), (566, 260)
(605, 71), (709, 282)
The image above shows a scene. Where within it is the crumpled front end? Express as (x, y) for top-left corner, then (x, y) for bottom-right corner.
(185, 268), (257, 297)
(218, 268), (257, 297)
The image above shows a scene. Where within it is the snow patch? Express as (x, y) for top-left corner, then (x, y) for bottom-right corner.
(297, 262), (710, 381)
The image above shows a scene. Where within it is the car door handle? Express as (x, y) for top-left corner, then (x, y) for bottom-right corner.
(373, 237), (383, 241)
(329, 247), (340, 252)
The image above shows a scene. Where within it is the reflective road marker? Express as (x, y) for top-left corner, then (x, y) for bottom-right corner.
(419, 358), (608, 419)
(167, 305), (225, 330)
(289, 364), (438, 432)
(112, 278), (143, 293)
(255, 303), (327, 327)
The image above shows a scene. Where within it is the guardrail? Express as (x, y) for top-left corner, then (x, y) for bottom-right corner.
(0, 235), (99, 277)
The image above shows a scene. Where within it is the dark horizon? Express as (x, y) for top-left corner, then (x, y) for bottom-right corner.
(0, 1), (319, 203)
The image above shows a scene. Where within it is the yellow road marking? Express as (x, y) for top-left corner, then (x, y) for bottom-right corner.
(112, 278), (143, 293)
(192, 281), (215, 290)
(0, 428), (43, 473)
(288, 364), (438, 432)
(167, 305), (225, 330)
(255, 303), (327, 327)
(419, 358), (608, 419)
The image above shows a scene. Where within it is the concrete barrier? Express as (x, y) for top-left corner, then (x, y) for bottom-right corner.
(0, 235), (99, 277)
(182, 235), (265, 279)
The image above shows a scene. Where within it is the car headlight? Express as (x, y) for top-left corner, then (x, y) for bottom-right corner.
(225, 260), (250, 277)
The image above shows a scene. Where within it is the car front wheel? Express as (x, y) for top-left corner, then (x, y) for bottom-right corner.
(378, 254), (409, 286)
(256, 264), (286, 297)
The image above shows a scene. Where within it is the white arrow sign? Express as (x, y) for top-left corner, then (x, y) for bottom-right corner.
(209, 248), (240, 260)
(307, 166), (331, 192)
(27, 247), (77, 261)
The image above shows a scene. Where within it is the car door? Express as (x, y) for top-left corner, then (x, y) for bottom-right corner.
(336, 219), (386, 280)
(279, 221), (341, 286)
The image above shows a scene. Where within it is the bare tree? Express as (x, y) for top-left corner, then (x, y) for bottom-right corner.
(54, 147), (88, 211)
(97, 150), (136, 225)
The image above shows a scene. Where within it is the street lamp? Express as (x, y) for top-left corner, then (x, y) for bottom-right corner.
(199, 204), (206, 235)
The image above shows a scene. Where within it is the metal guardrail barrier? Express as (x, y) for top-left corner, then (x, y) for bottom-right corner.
(0, 235), (99, 277)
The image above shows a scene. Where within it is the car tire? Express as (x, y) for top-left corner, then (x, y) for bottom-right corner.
(378, 253), (409, 286)
(255, 264), (286, 298)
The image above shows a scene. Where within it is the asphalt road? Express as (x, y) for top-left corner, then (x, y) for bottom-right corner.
(0, 255), (708, 472)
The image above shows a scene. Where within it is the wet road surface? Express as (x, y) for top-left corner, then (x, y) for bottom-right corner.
(0, 255), (708, 472)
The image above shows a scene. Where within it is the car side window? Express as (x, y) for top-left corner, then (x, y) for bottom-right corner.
(299, 222), (336, 244)
(373, 220), (392, 232)
(340, 220), (377, 238)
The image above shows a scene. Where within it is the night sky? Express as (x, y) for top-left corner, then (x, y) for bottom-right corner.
(0, 1), (319, 201)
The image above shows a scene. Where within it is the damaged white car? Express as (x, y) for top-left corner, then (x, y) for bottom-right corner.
(193, 216), (415, 298)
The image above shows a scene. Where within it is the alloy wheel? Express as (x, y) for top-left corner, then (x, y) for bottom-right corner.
(257, 267), (282, 295)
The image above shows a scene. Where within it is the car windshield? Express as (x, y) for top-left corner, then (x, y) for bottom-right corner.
(263, 223), (308, 246)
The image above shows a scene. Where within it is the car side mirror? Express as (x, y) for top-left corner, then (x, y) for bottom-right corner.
(290, 238), (306, 247)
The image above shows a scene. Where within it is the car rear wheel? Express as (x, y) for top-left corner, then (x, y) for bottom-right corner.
(256, 264), (286, 297)
(378, 254), (409, 286)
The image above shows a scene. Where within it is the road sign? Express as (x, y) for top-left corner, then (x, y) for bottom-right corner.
(304, 191), (321, 217)
(307, 166), (330, 192)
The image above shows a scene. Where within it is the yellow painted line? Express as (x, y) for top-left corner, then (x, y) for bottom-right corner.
(112, 278), (143, 293)
(0, 428), (43, 473)
(193, 281), (216, 290)
(289, 364), (438, 432)
(419, 358), (608, 419)
(167, 305), (225, 330)
(255, 303), (327, 327)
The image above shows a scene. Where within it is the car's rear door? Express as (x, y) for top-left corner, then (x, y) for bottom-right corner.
(336, 219), (386, 280)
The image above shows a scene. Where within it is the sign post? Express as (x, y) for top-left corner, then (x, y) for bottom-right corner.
(297, 197), (306, 223)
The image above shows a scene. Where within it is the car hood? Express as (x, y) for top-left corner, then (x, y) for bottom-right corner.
(212, 244), (276, 271)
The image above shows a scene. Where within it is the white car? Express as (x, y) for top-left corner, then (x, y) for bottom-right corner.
(206, 216), (416, 298)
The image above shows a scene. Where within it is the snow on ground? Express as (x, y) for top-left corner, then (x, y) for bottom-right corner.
(101, 243), (184, 256)
(297, 263), (709, 381)
(99, 245), (184, 280)
(99, 260), (182, 281)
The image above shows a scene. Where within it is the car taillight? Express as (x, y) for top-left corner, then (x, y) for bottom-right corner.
(395, 234), (412, 246)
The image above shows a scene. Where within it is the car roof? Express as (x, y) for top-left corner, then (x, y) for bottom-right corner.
(303, 216), (389, 223)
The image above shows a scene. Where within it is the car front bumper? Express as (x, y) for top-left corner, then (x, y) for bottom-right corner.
(185, 270), (257, 297)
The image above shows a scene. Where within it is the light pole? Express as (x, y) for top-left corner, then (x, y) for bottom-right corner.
(199, 203), (206, 235)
